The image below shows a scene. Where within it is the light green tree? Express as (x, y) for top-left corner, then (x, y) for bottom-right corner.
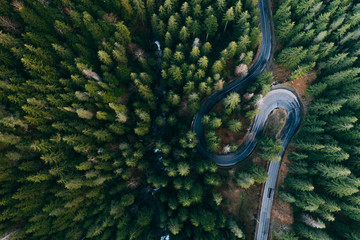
(235, 172), (255, 189)
(224, 92), (240, 113)
(179, 26), (189, 42)
(178, 162), (190, 176)
(227, 120), (242, 132)
(223, 7), (235, 32)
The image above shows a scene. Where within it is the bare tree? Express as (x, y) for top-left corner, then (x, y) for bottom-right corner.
(0, 16), (20, 33)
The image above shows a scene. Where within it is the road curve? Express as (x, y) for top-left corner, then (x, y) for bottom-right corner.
(254, 86), (302, 240)
(192, 0), (272, 166)
(192, 0), (303, 239)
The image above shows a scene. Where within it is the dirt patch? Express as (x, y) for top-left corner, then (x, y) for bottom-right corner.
(211, 99), (224, 112)
(119, 89), (130, 104)
(218, 174), (242, 216)
(271, 150), (295, 235)
(217, 171), (262, 240)
(215, 113), (252, 154)
(283, 71), (316, 103)
(239, 184), (262, 239)
(272, 63), (292, 83)
(215, 127), (247, 150)
(216, 144), (272, 238)
(225, 58), (235, 82)
(271, 62), (317, 107)
(263, 108), (287, 138)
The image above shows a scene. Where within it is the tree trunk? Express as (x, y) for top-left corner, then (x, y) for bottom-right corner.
(206, 33), (209, 41)
(224, 21), (228, 33)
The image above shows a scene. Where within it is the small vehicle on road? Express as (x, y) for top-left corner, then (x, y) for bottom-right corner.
(268, 188), (273, 198)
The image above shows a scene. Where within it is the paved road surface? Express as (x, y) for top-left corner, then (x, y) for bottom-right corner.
(192, 0), (272, 166)
(254, 87), (302, 240)
(192, 0), (303, 239)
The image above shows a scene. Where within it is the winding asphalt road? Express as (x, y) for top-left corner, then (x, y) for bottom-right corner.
(192, 0), (303, 239)
(254, 87), (302, 240)
(192, 0), (272, 166)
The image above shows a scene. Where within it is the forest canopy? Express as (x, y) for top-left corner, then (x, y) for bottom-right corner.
(273, 0), (360, 239)
(1, 0), (360, 239)
(0, 0), (262, 239)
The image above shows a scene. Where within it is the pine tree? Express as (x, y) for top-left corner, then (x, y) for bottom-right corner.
(199, 209), (216, 232)
(235, 172), (255, 189)
(190, 209), (201, 227)
(223, 7), (234, 32)
(204, 173), (221, 186)
(168, 218), (182, 235)
(190, 19), (202, 36)
(179, 26), (189, 42)
(190, 183), (203, 203)
(19, 7), (49, 32)
(315, 163), (351, 179)
(227, 120), (242, 132)
(213, 192), (223, 206)
(228, 219), (244, 239)
(279, 190), (296, 203)
(277, 47), (308, 69)
(322, 178), (359, 197)
(181, 2), (190, 16)
(76, 108), (94, 119)
(190, 46), (200, 61)
(276, 19), (295, 43)
(301, 214), (326, 229)
(294, 223), (332, 240)
(165, 31), (172, 47)
(174, 51), (184, 63)
(204, 15), (218, 41)
(224, 92), (240, 112)
(322, 68), (360, 87)
(180, 131), (198, 149)
(273, 231), (298, 240)
(237, 35), (250, 53)
(212, 60), (224, 75)
(306, 83), (327, 96)
(167, 15), (179, 36)
(286, 177), (314, 191)
(167, 91), (181, 106)
(250, 165), (268, 183)
(198, 56), (208, 69)
(209, 117), (222, 129)
(178, 162), (190, 176)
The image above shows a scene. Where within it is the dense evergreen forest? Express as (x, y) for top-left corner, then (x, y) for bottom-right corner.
(273, 0), (360, 239)
(0, 0), (264, 239)
(1, 0), (360, 239)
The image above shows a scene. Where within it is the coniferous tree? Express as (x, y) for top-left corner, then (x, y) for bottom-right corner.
(204, 15), (218, 41)
(223, 7), (234, 32)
